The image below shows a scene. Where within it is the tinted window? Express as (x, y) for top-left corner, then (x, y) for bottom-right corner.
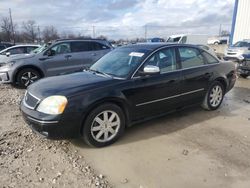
(144, 48), (177, 73)
(26, 46), (38, 53)
(51, 43), (71, 55)
(179, 47), (205, 69)
(8, 47), (26, 55)
(202, 51), (219, 64)
(91, 42), (110, 51)
(71, 41), (90, 52)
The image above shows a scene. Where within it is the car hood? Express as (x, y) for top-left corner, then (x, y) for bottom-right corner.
(0, 53), (36, 64)
(28, 71), (118, 99)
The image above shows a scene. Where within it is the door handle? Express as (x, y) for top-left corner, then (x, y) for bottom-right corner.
(204, 73), (212, 78)
(65, 55), (72, 59)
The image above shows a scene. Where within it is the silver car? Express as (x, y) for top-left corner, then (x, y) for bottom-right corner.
(0, 39), (113, 88)
(224, 40), (250, 61)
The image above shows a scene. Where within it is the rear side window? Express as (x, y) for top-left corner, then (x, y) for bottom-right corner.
(71, 42), (90, 52)
(91, 42), (110, 51)
(202, 51), (219, 64)
(178, 47), (205, 69)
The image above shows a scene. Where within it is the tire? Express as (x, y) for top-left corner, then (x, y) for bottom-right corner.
(82, 103), (125, 147)
(16, 68), (41, 88)
(214, 42), (219, 45)
(240, 74), (248, 79)
(201, 81), (225, 111)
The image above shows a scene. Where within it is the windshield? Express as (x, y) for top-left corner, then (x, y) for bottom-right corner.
(90, 48), (148, 78)
(31, 44), (48, 54)
(233, 41), (250, 47)
(167, 37), (181, 43)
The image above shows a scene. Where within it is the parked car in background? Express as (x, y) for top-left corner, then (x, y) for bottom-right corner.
(21, 43), (236, 147)
(167, 34), (208, 45)
(0, 42), (13, 51)
(0, 44), (40, 57)
(147, 38), (165, 42)
(224, 40), (250, 61)
(0, 39), (113, 87)
(207, 38), (221, 45)
(238, 54), (250, 78)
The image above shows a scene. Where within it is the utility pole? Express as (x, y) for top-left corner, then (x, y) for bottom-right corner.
(37, 26), (41, 43)
(144, 25), (147, 40)
(219, 24), (222, 37)
(92, 26), (95, 38)
(9, 8), (15, 44)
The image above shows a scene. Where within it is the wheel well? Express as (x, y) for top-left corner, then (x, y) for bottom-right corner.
(80, 99), (130, 135)
(215, 78), (227, 91)
(14, 65), (44, 82)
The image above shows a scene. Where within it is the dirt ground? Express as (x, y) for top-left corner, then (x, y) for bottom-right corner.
(1, 77), (250, 188)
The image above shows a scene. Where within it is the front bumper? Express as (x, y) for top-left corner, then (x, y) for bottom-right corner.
(21, 100), (83, 139)
(0, 72), (11, 83)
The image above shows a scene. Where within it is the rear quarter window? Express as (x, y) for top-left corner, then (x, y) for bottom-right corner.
(202, 51), (219, 64)
(179, 47), (205, 69)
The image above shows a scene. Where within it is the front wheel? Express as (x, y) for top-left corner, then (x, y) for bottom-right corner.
(82, 103), (125, 147)
(201, 81), (225, 110)
(16, 68), (41, 88)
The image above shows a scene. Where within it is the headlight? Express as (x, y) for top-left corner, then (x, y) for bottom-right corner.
(37, 96), (68, 115)
(0, 61), (15, 68)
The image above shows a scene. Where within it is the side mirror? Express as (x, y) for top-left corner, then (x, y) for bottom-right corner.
(46, 49), (56, 56)
(6, 52), (11, 57)
(140, 65), (160, 76)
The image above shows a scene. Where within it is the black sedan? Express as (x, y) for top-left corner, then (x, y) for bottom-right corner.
(21, 43), (236, 147)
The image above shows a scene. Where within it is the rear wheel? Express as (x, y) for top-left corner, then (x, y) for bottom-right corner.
(240, 74), (248, 78)
(16, 68), (41, 88)
(202, 81), (225, 110)
(82, 103), (125, 147)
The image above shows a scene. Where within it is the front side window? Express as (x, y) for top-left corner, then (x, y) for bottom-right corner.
(143, 48), (177, 73)
(50, 43), (71, 55)
(179, 47), (205, 69)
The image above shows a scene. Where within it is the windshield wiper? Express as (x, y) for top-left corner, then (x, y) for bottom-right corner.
(89, 69), (113, 78)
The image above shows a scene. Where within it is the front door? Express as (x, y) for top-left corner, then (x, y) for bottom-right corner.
(128, 47), (182, 120)
(41, 42), (73, 76)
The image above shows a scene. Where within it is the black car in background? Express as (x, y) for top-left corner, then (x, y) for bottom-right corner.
(238, 54), (250, 78)
(0, 42), (13, 51)
(21, 43), (236, 147)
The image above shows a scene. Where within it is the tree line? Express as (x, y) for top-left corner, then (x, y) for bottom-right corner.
(0, 17), (98, 44)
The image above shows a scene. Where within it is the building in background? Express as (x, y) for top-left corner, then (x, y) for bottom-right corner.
(230, 0), (250, 45)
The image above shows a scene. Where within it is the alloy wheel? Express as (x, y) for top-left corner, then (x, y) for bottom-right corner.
(209, 85), (223, 107)
(91, 110), (121, 143)
(21, 71), (39, 86)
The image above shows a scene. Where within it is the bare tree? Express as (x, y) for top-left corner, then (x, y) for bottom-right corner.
(0, 17), (14, 42)
(42, 25), (59, 42)
(22, 20), (37, 42)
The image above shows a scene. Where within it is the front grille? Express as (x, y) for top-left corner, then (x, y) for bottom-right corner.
(24, 92), (40, 109)
(227, 52), (237, 55)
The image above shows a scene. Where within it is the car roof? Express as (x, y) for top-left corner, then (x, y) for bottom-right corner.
(119, 43), (198, 51)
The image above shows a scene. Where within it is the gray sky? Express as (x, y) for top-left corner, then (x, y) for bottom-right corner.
(0, 0), (235, 39)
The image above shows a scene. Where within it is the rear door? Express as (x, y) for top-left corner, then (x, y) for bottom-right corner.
(177, 47), (217, 106)
(89, 41), (112, 62)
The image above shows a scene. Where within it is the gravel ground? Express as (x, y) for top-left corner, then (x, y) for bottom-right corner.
(0, 84), (111, 188)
